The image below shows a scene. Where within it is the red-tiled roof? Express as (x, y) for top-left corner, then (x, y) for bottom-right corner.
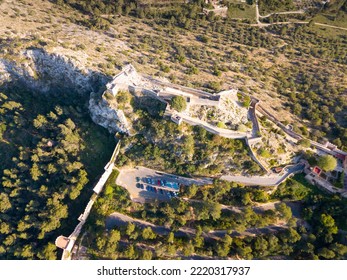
(313, 166), (322, 175)
(55, 236), (70, 249)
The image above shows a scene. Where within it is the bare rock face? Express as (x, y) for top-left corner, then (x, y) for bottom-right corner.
(0, 48), (104, 95)
(89, 95), (130, 134)
(0, 48), (130, 134)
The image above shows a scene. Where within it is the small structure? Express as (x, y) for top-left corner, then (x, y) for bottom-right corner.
(55, 236), (70, 250)
(203, 0), (228, 16)
(313, 166), (322, 176)
(325, 141), (337, 150)
(273, 167), (283, 173)
(171, 114), (183, 125)
(108, 84), (121, 96)
(106, 64), (140, 96)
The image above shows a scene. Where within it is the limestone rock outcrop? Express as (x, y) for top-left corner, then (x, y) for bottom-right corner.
(0, 48), (130, 134)
(0, 48), (104, 95)
(89, 95), (130, 134)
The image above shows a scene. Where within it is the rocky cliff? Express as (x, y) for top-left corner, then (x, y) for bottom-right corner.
(89, 94), (131, 134)
(0, 48), (129, 134)
(0, 48), (104, 95)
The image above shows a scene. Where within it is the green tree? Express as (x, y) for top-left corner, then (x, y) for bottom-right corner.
(318, 247), (335, 259)
(318, 214), (338, 243)
(183, 135), (195, 158)
(0, 193), (12, 212)
(206, 201), (222, 220)
(167, 244), (176, 256)
(142, 227), (156, 240)
(276, 202), (292, 221)
(141, 250), (153, 260)
(124, 244), (137, 260)
(329, 243), (347, 259)
(33, 114), (47, 129)
(186, 184), (198, 198)
(126, 222), (136, 236)
(30, 163), (42, 181)
(0, 222), (11, 234)
(37, 243), (57, 260)
(317, 155), (337, 172)
(242, 96), (251, 107)
(170, 96), (187, 112)
(254, 236), (269, 256)
(215, 234), (232, 257)
(182, 241), (195, 256)
(109, 230), (121, 244)
(167, 232), (175, 244)
(298, 139), (311, 148)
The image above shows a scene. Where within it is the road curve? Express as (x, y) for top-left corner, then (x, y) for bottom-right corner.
(221, 163), (305, 186)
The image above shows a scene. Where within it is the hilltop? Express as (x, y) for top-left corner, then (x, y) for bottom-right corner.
(0, 0), (347, 260)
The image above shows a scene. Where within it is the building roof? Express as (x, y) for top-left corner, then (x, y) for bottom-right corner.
(55, 236), (70, 250)
(313, 166), (322, 175)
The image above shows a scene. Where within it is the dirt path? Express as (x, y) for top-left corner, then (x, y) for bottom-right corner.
(259, 10), (304, 19)
(254, 1), (347, 31)
(314, 22), (347, 31)
(106, 211), (289, 240)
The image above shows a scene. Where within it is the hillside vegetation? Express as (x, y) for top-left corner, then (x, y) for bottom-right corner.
(43, 0), (347, 149)
(0, 85), (115, 259)
(0, 0), (346, 260)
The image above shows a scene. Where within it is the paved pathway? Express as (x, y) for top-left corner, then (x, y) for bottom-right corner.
(221, 163), (305, 186)
(249, 99), (260, 138)
(176, 112), (250, 139)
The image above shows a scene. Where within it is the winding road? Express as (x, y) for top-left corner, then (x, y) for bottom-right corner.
(220, 163), (305, 186)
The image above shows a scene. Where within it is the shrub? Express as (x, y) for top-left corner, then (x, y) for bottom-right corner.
(170, 96), (187, 112)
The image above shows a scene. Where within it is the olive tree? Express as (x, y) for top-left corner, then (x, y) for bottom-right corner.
(170, 96), (187, 112)
(317, 155), (337, 172)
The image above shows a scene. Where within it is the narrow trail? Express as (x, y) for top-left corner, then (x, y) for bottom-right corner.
(259, 10), (304, 19)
